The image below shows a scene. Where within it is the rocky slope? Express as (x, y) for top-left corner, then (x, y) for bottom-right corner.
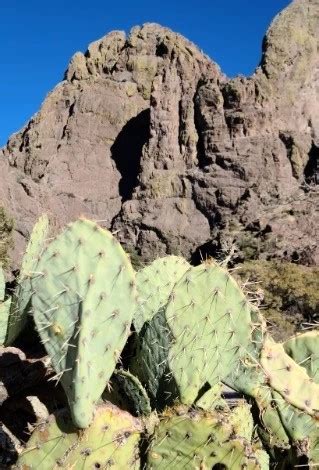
(0, 0), (318, 267)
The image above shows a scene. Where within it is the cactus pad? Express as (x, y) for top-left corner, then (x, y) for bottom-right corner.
(195, 383), (224, 411)
(166, 262), (261, 404)
(261, 337), (319, 417)
(132, 262), (264, 406)
(6, 214), (50, 345)
(0, 265), (5, 301)
(0, 297), (11, 346)
(255, 387), (291, 449)
(17, 402), (143, 469)
(283, 331), (319, 383)
(31, 218), (136, 427)
(112, 369), (152, 416)
(224, 309), (267, 396)
(134, 256), (190, 332)
(130, 308), (177, 408)
(0, 265), (9, 345)
(272, 391), (319, 464)
(147, 405), (269, 469)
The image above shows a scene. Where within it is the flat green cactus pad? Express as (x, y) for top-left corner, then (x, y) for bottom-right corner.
(112, 369), (152, 416)
(273, 391), (319, 465)
(0, 265), (5, 301)
(130, 307), (176, 408)
(31, 218), (136, 428)
(166, 262), (261, 404)
(17, 402), (143, 469)
(0, 297), (11, 345)
(132, 261), (266, 407)
(255, 387), (290, 449)
(224, 309), (267, 396)
(6, 214), (50, 345)
(134, 255), (190, 332)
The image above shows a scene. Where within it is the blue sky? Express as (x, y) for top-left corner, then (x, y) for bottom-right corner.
(0, 0), (289, 147)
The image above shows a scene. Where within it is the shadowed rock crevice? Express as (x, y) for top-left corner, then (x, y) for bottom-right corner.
(111, 109), (150, 201)
(193, 83), (210, 169)
(304, 142), (319, 184)
(191, 240), (218, 265)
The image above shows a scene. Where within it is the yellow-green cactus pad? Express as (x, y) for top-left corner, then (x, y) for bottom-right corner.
(261, 338), (319, 417)
(147, 405), (269, 469)
(283, 330), (319, 383)
(17, 402), (142, 469)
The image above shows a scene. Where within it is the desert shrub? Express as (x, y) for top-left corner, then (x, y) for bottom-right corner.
(0, 207), (14, 268)
(235, 260), (319, 340)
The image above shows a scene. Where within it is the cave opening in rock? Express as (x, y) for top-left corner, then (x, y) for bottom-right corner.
(111, 108), (150, 201)
(304, 142), (319, 184)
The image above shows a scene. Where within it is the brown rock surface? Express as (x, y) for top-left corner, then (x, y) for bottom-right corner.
(0, 0), (319, 266)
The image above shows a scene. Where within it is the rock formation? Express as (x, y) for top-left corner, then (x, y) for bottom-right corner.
(0, 0), (319, 267)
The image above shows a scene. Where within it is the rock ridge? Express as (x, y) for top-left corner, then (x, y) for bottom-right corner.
(0, 0), (319, 266)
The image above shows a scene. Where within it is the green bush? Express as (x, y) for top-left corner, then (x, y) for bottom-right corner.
(235, 260), (319, 341)
(0, 207), (14, 268)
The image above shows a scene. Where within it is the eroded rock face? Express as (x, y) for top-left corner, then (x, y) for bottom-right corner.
(1, 0), (319, 266)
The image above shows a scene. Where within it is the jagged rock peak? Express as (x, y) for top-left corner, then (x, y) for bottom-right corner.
(260, 0), (319, 85)
(65, 23), (223, 86)
(0, 1), (319, 268)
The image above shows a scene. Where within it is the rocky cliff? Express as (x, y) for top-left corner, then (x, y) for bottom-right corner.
(1, 0), (319, 267)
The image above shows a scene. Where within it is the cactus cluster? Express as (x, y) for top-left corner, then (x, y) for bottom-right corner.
(0, 214), (49, 346)
(0, 216), (317, 469)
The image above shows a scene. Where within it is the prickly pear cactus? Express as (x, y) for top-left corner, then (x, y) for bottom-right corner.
(147, 405), (269, 469)
(17, 402), (143, 469)
(132, 261), (265, 406)
(134, 255), (190, 332)
(112, 369), (152, 416)
(224, 308), (267, 396)
(227, 332), (319, 464)
(272, 390), (319, 465)
(167, 262), (267, 403)
(0, 297), (11, 345)
(0, 265), (5, 302)
(254, 386), (291, 449)
(283, 330), (319, 382)
(195, 383), (224, 411)
(6, 214), (50, 345)
(0, 265), (9, 345)
(130, 307), (176, 408)
(31, 218), (137, 428)
(261, 337), (319, 417)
